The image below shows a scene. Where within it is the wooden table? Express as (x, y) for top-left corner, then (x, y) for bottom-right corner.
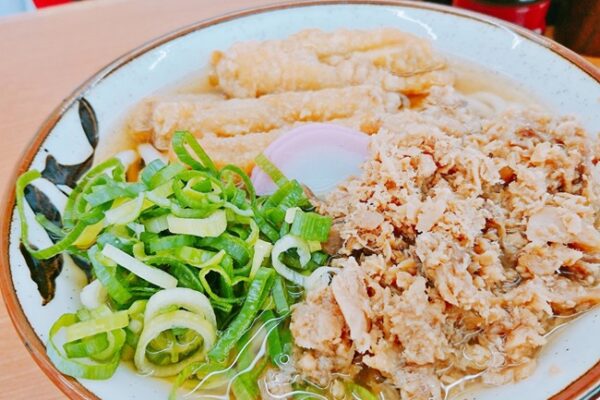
(0, 1), (598, 398)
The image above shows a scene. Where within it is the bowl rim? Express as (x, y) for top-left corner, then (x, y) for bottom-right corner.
(1, 1), (599, 399)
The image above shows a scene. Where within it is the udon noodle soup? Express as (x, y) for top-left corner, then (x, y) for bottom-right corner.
(24, 28), (600, 400)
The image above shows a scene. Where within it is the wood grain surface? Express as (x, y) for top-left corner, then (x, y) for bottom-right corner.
(0, 1), (598, 399)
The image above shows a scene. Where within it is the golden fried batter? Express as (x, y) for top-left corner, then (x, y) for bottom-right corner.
(211, 28), (453, 98)
(130, 85), (400, 149)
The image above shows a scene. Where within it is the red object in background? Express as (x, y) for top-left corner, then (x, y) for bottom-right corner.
(452, 0), (551, 33)
(32, 0), (72, 8)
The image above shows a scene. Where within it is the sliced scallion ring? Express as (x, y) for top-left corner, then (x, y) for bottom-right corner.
(271, 234), (311, 286)
(143, 288), (216, 328)
(47, 314), (123, 380)
(134, 310), (216, 377)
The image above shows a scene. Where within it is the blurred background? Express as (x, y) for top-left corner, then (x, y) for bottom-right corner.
(1, 0), (598, 56)
(429, 0), (600, 56)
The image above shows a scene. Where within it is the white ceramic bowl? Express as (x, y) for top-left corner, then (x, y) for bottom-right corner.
(2, 1), (599, 399)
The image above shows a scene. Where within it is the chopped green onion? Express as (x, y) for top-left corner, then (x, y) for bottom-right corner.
(144, 233), (196, 254)
(134, 310), (216, 377)
(271, 234), (311, 286)
(17, 128), (335, 392)
(198, 265), (243, 306)
(290, 210), (332, 242)
(311, 251), (329, 266)
(252, 210), (280, 242)
(250, 239), (272, 279)
(255, 153), (288, 187)
(198, 233), (250, 266)
(30, 221), (91, 259)
(244, 220), (260, 245)
(208, 268), (274, 362)
(144, 288), (216, 328)
(261, 310), (290, 367)
(65, 309), (129, 342)
(102, 244), (178, 289)
(271, 276), (290, 315)
(174, 247), (225, 269)
(105, 193), (145, 226)
(140, 159), (166, 186)
(223, 201), (254, 217)
(34, 214), (64, 239)
(63, 333), (109, 358)
(145, 181), (174, 207)
(284, 207), (301, 224)
(47, 314), (123, 380)
(16, 170), (98, 259)
(308, 240), (322, 252)
(127, 222), (145, 238)
(220, 164), (256, 203)
(264, 180), (305, 210)
(72, 220), (105, 249)
(124, 300), (147, 353)
(166, 210), (227, 238)
(90, 329), (126, 362)
(84, 182), (146, 207)
(172, 177), (224, 211)
(167, 262), (204, 292)
(148, 163), (186, 190)
(171, 131), (217, 174)
(142, 214), (169, 233)
(63, 158), (123, 227)
(89, 246), (132, 305)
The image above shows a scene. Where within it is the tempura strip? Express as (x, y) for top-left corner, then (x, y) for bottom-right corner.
(211, 28), (453, 97)
(131, 86), (400, 149)
(128, 93), (226, 141)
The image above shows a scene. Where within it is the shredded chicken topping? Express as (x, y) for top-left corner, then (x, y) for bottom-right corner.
(291, 87), (600, 399)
